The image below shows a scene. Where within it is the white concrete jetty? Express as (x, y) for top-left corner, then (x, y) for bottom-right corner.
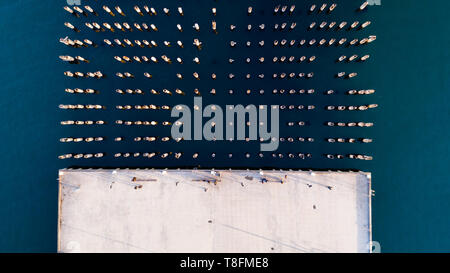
(58, 169), (372, 253)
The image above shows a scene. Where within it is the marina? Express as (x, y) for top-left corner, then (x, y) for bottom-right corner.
(2, 0), (450, 253)
(7, 0), (450, 254)
(56, 2), (377, 252)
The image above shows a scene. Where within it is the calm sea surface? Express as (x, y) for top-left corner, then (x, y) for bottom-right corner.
(0, 0), (449, 252)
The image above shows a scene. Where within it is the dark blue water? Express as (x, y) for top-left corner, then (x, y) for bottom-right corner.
(0, 0), (449, 252)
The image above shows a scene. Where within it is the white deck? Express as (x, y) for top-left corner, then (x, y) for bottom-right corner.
(58, 169), (372, 253)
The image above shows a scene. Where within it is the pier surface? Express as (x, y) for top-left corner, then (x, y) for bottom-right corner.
(58, 169), (371, 253)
